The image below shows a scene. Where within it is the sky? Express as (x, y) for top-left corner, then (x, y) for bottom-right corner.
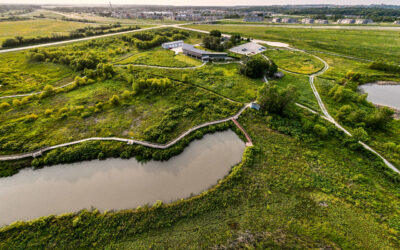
(1, 0), (399, 6)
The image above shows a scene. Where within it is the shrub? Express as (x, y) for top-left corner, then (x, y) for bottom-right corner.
(12, 99), (22, 106)
(313, 124), (328, 138)
(0, 102), (10, 109)
(24, 113), (38, 123)
(353, 127), (369, 142)
(109, 95), (120, 106)
(121, 90), (132, 100)
(182, 74), (189, 82)
(257, 84), (297, 115)
(44, 109), (53, 116)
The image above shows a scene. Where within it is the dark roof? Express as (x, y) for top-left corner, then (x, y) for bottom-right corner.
(182, 43), (227, 57)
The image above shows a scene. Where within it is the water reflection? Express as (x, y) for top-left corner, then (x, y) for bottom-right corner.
(0, 130), (245, 226)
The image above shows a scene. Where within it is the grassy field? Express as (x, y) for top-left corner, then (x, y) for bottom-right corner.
(184, 25), (400, 63)
(0, 19), (96, 45)
(135, 63), (265, 103)
(271, 73), (320, 111)
(117, 49), (202, 67)
(0, 52), (74, 96)
(264, 49), (324, 74)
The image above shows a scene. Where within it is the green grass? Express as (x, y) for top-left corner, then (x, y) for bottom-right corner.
(184, 25), (400, 63)
(134, 63), (265, 102)
(0, 19), (96, 46)
(0, 52), (74, 96)
(118, 49), (202, 67)
(270, 73), (320, 111)
(264, 49), (325, 74)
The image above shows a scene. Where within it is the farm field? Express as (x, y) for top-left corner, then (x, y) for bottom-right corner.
(1, 22), (400, 249)
(0, 19), (97, 45)
(184, 24), (400, 63)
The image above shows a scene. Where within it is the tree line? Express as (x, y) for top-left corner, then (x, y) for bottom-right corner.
(1, 24), (141, 48)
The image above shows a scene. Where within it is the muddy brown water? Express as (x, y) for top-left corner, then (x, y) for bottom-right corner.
(0, 130), (245, 226)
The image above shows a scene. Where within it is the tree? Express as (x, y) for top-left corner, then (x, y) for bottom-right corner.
(182, 74), (189, 82)
(257, 84), (297, 115)
(240, 56), (269, 78)
(210, 30), (222, 37)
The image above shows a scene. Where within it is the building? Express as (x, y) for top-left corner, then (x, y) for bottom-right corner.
(282, 18), (298, 23)
(243, 16), (264, 22)
(162, 40), (184, 49)
(271, 17), (281, 23)
(315, 19), (329, 24)
(301, 18), (314, 24)
(355, 19), (373, 24)
(337, 19), (355, 24)
(395, 21), (400, 25)
(182, 44), (227, 62)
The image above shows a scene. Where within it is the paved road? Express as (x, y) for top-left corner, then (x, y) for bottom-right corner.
(0, 25), (173, 54)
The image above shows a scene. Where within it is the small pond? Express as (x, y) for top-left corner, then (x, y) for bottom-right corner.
(359, 83), (400, 109)
(0, 130), (245, 226)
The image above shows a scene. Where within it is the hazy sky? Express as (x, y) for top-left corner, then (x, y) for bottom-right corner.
(2, 0), (399, 6)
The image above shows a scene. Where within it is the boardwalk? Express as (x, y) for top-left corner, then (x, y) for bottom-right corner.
(0, 104), (251, 161)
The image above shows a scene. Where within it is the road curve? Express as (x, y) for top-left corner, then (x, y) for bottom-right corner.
(0, 104), (251, 161)
(0, 25), (175, 54)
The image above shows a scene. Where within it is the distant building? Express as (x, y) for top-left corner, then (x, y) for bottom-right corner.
(355, 19), (373, 24)
(282, 18), (298, 23)
(182, 44), (227, 62)
(337, 19), (355, 24)
(301, 18), (314, 24)
(243, 16), (264, 22)
(315, 19), (329, 24)
(162, 40), (184, 49)
(394, 20), (400, 25)
(271, 17), (281, 23)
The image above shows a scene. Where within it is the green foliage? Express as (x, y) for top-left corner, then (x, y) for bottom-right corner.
(240, 56), (277, 78)
(0, 102), (10, 109)
(23, 113), (38, 123)
(369, 61), (400, 74)
(109, 95), (120, 106)
(257, 84), (297, 115)
(313, 124), (328, 138)
(353, 127), (369, 142)
(210, 30), (222, 37)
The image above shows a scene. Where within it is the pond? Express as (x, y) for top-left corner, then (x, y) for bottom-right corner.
(359, 83), (400, 110)
(0, 130), (245, 226)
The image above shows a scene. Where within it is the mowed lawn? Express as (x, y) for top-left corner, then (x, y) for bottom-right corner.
(264, 49), (325, 74)
(0, 19), (96, 46)
(184, 25), (400, 63)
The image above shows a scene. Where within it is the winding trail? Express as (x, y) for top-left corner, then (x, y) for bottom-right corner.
(0, 104), (251, 161)
(0, 80), (77, 100)
(260, 46), (399, 174)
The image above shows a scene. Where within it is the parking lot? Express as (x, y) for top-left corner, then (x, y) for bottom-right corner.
(229, 42), (266, 55)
